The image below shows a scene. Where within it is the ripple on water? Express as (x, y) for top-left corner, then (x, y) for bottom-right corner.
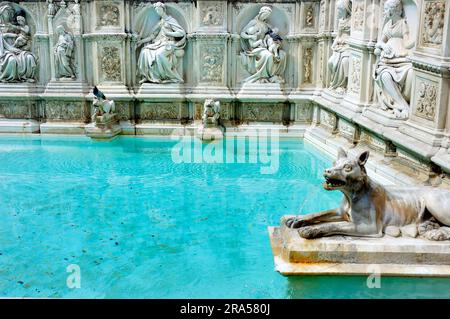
(1, 136), (449, 298)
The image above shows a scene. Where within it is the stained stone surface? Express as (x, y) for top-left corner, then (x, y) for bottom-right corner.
(269, 226), (450, 277)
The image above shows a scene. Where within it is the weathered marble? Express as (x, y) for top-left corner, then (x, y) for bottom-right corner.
(0, 0), (447, 201)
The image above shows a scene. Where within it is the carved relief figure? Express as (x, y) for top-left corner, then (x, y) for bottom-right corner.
(350, 57), (361, 94)
(137, 2), (186, 84)
(303, 48), (312, 83)
(202, 3), (222, 26)
(240, 6), (287, 83)
(328, 0), (351, 92)
(319, 0), (326, 29)
(373, 0), (414, 119)
(305, 4), (314, 27)
(352, 1), (364, 31)
(72, 0), (80, 16)
(47, 0), (58, 16)
(285, 148), (450, 241)
(0, 6), (37, 83)
(54, 25), (75, 79)
(422, 1), (445, 46)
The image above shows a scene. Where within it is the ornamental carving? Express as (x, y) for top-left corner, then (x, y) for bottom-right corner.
(45, 101), (84, 121)
(350, 57), (361, 94)
(319, 0), (326, 29)
(304, 4), (314, 28)
(140, 103), (180, 120)
(243, 104), (283, 122)
(101, 46), (121, 82)
(320, 110), (336, 130)
(201, 46), (224, 83)
(415, 81), (437, 121)
(98, 4), (120, 27)
(0, 102), (32, 119)
(201, 2), (224, 26)
(303, 48), (313, 84)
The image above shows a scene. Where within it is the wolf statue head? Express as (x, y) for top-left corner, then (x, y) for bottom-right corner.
(323, 148), (370, 193)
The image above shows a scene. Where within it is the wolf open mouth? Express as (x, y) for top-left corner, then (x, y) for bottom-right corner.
(324, 177), (346, 188)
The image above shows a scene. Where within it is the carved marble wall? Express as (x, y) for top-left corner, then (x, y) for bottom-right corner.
(0, 1), (449, 176)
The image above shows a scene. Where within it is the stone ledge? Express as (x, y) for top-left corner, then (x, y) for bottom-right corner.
(0, 119), (40, 133)
(268, 226), (450, 277)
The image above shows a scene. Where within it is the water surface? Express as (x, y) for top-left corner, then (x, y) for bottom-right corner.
(0, 135), (449, 298)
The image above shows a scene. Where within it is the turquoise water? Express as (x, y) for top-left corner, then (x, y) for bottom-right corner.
(0, 135), (449, 298)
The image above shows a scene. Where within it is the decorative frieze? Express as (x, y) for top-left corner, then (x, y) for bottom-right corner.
(242, 104), (284, 122)
(0, 102), (33, 119)
(45, 101), (84, 121)
(320, 109), (337, 131)
(140, 103), (180, 121)
(294, 103), (313, 123)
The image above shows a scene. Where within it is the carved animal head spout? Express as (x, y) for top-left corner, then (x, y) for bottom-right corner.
(323, 148), (370, 192)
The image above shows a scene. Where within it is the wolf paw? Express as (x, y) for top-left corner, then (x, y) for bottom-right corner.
(298, 226), (322, 239)
(285, 217), (308, 229)
(424, 227), (450, 241)
(418, 219), (441, 236)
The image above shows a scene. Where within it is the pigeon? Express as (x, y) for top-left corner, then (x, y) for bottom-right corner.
(93, 86), (106, 100)
(266, 28), (283, 42)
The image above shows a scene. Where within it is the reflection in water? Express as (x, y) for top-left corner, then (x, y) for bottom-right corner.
(286, 276), (450, 299)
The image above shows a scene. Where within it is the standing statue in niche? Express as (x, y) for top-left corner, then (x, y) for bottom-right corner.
(137, 2), (186, 84)
(328, 0), (351, 92)
(0, 6), (37, 83)
(54, 25), (75, 79)
(373, 0), (414, 119)
(47, 0), (58, 17)
(240, 6), (287, 84)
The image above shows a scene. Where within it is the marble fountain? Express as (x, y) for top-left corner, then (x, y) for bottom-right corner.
(0, 0), (450, 298)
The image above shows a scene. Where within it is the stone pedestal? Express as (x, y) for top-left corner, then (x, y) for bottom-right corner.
(196, 125), (224, 141)
(136, 83), (185, 101)
(85, 114), (121, 139)
(237, 83), (288, 102)
(269, 223), (450, 277)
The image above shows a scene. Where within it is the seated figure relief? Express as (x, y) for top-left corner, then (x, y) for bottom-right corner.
(137, 2), (186, 84)
(240, 6), (287, 84)
(285, 148), (450, 241)
(0, 4), (37, 83)
(328, 0), (351, 92)
(373, 0), (414, 119)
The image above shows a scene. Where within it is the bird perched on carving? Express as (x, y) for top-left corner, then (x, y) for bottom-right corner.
(93, 86), (106, 100)
(265, 28), (283, 42)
